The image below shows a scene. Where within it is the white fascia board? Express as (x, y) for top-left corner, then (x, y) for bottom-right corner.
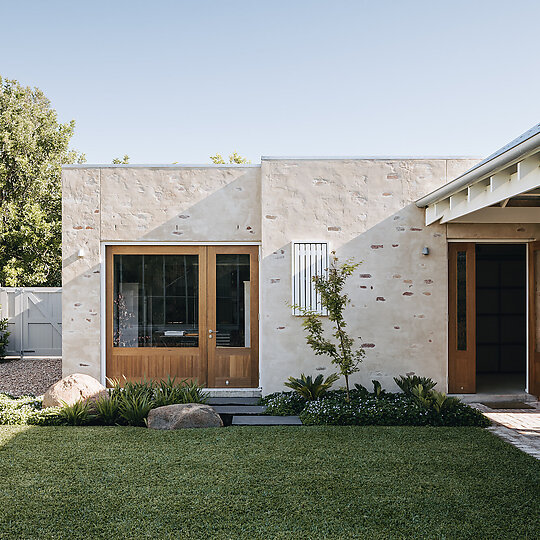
(436, 155), (540, 224)
(416, 127), (540, 208)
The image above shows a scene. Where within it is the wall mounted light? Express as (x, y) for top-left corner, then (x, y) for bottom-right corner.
(77, 248), (85, 258)
(422, 247), (430, 256)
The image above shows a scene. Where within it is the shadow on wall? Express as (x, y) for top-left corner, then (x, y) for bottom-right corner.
(63, 170), (447, 391)
(261, 203), (448, 393)
(62, 168), (260, 377)
(106, 171), (261, 242)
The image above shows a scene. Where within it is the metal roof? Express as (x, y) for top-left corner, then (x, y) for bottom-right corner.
(417, 122), (540, 208)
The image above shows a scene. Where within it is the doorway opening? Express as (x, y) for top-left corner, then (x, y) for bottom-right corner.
(475, 244), (526, 393)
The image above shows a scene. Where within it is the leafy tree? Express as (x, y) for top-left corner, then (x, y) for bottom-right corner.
(298, 253), (364, 401)
(112, 154), (129, 164)
(210, 151), (250, 164)
(0, 76), (85, 286)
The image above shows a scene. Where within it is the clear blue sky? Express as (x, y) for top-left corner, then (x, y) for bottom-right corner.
(2, 0), (539, 164)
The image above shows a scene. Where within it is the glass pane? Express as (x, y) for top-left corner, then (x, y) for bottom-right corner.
(113, 254), (199, 347)
(457, 251), (467, 351)
(533, 250), (540, 352)
(215, 254), (250, 347)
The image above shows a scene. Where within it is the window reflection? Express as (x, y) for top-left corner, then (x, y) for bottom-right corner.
(113, 255), (199, 347)
(457, 251), (467, 350)
(216, 254), (250, 347)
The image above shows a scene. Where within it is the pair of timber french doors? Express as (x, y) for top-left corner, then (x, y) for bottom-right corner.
(449, 242), (540, 396)
(106, 245), (259, 388)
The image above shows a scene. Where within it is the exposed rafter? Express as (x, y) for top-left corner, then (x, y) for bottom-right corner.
(423, 153), (540, 225)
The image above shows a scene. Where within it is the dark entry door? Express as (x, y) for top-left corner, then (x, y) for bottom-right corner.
(448, 243), (476, 393)
(528, 241), (540, 397)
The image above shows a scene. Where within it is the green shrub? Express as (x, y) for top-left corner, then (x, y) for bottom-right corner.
(0, 394), (41, 424)
(394, 374), (436, 396)
(27, 407), (63, 426)
(118, 393), (153, 427)
(299, 394), (490, 427)
(371, 380), (386, 398)
(284, 373), (339, 400)
(58, 400), (93, 426)
(94, 393), (120, 425)
(260, 392), (307, 416)
(353, 383), (370, 397)
(153, 376), (186, 407)
(180, 380), (208, 404)
(265, 373), (490, 427)
(0, 393), (62, 425)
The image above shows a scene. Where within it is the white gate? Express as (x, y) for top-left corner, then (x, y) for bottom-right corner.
(0, 288), (62, 356)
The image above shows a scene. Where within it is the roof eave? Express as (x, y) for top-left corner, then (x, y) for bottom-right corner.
(416, 127), (540, 208)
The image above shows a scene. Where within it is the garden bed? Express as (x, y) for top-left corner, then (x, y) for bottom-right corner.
(261, 386), (490, 427)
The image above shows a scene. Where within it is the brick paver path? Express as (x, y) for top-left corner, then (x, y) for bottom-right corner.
(474, 402), (540, 459)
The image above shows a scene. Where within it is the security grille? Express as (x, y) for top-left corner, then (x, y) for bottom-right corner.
(292, 242), (328, 315)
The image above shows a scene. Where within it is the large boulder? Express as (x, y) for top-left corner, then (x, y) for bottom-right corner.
(147, 403), (223, 429)
(42, 373), (107, 408)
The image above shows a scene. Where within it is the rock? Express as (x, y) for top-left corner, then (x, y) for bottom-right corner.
(42, 373), (107, 408)
(147, 403), (223, 429)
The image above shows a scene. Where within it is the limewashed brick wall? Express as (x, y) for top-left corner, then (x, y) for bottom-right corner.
(62, 158), (478, 391)
(259, 158), (478, 393)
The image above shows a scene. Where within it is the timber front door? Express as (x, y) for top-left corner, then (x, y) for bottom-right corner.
(106, 245), (259, 388)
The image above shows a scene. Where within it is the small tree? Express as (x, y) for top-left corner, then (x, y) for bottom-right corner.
(112, 155), (130, 164)
(299, 253), (364, 401)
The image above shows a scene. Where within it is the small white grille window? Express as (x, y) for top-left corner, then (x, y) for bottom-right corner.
(292, 242), (329, 315)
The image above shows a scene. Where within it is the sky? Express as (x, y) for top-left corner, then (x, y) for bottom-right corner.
(1, 0), (540, 164)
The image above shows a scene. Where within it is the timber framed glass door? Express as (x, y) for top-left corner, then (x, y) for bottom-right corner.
(207, 246), (259, 388)
(106, 245), (259, 387)
(448, 243), (476, 393)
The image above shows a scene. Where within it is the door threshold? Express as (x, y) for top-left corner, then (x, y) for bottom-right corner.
(448, 391), (536, 404)
(203, 388), (262, 398)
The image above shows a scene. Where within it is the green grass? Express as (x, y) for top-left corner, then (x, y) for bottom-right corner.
(0, 426), (538, 539)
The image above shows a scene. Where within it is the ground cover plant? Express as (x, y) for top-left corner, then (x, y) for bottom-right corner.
(0, 425), (538, 539)
(262, 375), (490, 427)
(0, 377), (207, 427)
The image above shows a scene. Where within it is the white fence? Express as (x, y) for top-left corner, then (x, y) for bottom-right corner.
(0, 288), (62, 357)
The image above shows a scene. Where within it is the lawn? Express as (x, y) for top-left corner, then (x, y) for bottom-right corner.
(0, 426), (538, 539)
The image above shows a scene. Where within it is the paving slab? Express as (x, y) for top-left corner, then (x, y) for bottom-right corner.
(211, 405), (266, 415)
(232, 415), (302, 426)
(473, 402), (540, 460)
(206, 397), (261, 406)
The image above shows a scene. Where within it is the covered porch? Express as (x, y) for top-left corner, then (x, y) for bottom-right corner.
(417, 123), (540, 398)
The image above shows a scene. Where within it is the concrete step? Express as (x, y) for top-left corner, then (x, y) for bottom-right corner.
(450, 392), (537, 404)
(211, 405), (266, 415)
(203, 389), (262, 399)
(206, 397), (261, 406)
(232, 415), (302, 426)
